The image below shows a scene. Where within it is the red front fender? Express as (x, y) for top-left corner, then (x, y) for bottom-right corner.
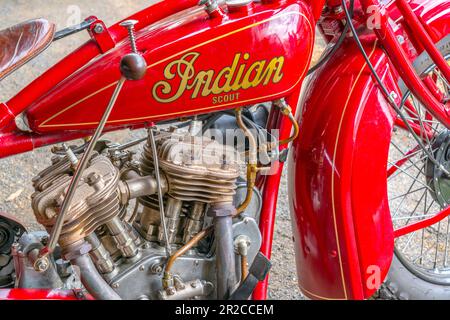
(288, 0), (450, 300)
(288, 38), (397, 300)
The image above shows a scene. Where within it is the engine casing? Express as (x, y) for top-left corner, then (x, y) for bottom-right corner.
(29, 127), (262, 299)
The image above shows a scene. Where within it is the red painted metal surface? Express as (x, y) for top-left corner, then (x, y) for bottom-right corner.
(394, 206), (450, 238)
(0, 0), (315, 300)
(19, 2), (314, 134)
(388, 0), (450, 44)
(0, 289), (87, 300)
(253, 161), (285, 300)
(5, 0), (202, 119)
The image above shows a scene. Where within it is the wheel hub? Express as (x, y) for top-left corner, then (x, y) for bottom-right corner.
(426, 130), (450, 208)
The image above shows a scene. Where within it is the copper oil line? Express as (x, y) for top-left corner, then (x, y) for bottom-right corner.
(240, 254), (249, 283)
(241, 99), (299, 159)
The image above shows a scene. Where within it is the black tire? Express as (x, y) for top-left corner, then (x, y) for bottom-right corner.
(382, 34), (450, 300)
(383, 255), (450, 300)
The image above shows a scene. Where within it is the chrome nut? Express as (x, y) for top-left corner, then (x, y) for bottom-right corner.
(93, 23), (104, 34)
(34, 257), (50, 272)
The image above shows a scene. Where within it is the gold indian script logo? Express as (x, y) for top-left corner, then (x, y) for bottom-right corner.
(152, 52), (285, 103)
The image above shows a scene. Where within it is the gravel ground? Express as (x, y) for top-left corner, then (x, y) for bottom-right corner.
(0, 0), (326, 300)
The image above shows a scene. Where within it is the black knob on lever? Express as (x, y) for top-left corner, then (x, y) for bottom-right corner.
(120, 53), (147, 80)
(118, 20), (147, 81)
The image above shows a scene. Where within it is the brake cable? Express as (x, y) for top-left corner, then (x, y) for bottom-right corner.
(307, 1), (354, 75)
(342, 0), (450, 176)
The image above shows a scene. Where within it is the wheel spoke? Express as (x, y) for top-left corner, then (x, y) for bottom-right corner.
(389, 186), (427, 201)
(388, 161), (431, 194)
(444, 218), (450, 267)
(434, 221), (441, 269)
(391, 165), (426, 217)
(389, 58), (450, 283)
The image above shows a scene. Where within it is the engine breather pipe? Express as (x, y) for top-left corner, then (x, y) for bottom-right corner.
(35, 52), (148, 271)
(241, 255), (249, 283)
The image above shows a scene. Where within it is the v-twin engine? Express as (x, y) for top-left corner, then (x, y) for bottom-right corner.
(22, 125), (262, 300)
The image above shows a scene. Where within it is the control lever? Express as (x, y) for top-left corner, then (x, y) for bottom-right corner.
(54, 17), (96, 41)
(34, 21), (147, 272)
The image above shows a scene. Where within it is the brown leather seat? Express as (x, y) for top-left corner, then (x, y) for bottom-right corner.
(0, 19), (55, 81)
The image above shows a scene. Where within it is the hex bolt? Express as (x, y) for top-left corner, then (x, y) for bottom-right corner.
(34, 257), (50, 272)
(41, 235), (49, 246)
(120, 20), (139, 54)
(199, 0), (218, 13)
(93, 23), (104, 34)
(85, 172), (101, 186)
(112, 282), (120, 289)
(166, 287), (176, 296)
(150, 262), (163, 274)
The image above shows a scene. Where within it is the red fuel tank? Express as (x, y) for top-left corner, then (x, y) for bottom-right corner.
(23, 1), (315, 133)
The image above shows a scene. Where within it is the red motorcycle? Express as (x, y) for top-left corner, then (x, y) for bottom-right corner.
(0, 0), (448, 300)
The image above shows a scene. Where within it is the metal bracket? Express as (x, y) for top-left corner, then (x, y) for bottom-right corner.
(87, 18), (115, 53)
